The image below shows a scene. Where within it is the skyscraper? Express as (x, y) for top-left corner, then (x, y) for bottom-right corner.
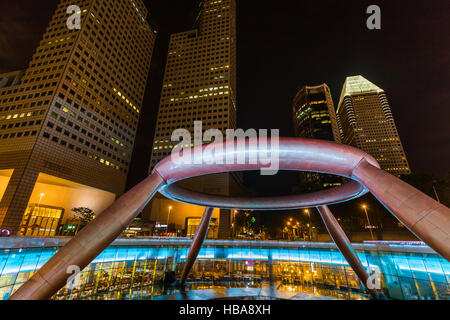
(0, 0), (156, 235)
(147, 0), (238, 238)
(337, 75), (410, 176)
(292, 84), (341, 143)
(292, 84), (342, 190)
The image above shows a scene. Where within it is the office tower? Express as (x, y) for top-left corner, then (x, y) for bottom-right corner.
(0, 0), (156, 235)
(292, 84), (341, 143)
(147, 0), (238, 238)
(292, 84), (342, 190)
(337, 75), (410, 176)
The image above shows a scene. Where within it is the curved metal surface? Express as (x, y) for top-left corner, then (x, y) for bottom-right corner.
(154, 137), (380, 184)
(155, 137), (378, 208)
(180, 207), (214, 287)
(317, 206), (378, 298)
(9, 172), (166, 300)
(160, 180), (365, 210)
(353, 160), (450, 261)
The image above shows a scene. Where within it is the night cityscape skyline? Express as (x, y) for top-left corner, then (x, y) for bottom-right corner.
(1, 0), (449, 186)
(0, 0), (449, 304)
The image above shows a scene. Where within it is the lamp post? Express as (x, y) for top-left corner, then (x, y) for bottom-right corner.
(31, 193), (45, 236)
(37, 193), (44, 209)
(361, 204), (375, 241)
(166, 206), (172, 236)
(232, 210), (238, 239)
(286, 221), (291, 240)
(304, 209), (312, 241)
(432, 183), (441, 203)
(295, 221), (300, 240)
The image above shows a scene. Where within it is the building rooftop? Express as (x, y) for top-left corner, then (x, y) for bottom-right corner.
(338, 75), (384, 108)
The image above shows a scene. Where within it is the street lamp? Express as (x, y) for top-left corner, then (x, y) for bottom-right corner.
(432, 183), (441, 203)
(304, 209), (312, 241)
(37, 193), (45, 217)
(294, 221), (300, 239)
(166, 206), (172, 236)
(285, 221), (292, 240)
(361, 204), (374, 241)
(30, 193), (45, 237)
(233, 210), (238, 239)
(38, 193), (44, 207)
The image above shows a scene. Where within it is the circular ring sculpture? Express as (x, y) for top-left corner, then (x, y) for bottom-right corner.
(161, 181), (365, 210)
(156, 138), (378, 209)
(9, 137), (450, 301)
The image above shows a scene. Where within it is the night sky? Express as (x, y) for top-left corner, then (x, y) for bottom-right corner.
(1, 0), (449, 195)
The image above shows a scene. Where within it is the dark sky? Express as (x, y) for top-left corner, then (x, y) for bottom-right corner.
(1, 0), (449, 194)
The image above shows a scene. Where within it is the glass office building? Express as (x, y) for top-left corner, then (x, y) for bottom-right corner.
(292, 84), (343, 190)
(0, 0), (156, 235)
(0, 238), (448, 300)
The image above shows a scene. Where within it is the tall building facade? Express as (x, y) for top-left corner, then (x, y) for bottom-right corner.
(148, 0), (238, 238)
(337, 75), (410, 176)
(292, 84), (341, 143)
(292, 84), (342, 190)
(0, 0), (156, 235)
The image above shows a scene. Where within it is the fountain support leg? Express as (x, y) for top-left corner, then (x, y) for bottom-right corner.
(317, 205), (378, 298)
(9, 172), (165, 300)
(180, 207), (214, 287)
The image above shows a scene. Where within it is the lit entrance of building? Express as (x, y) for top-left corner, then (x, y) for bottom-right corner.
(19, 204), (64, 237)
(186, 217), (218, 239)
(1, 171), (117, 237)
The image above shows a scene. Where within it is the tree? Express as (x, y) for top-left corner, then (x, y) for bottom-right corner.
(234, 211), (247, 234)
(71, 207), (95, 230)
(234, 210), (262, 237)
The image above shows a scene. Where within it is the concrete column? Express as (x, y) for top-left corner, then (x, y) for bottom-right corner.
(218, 208), (231, 239)
(9, 172), (165, 300)
(180, 207), (214, 287)
(316, 205), (378, 298)
(0, 167), (39, 234)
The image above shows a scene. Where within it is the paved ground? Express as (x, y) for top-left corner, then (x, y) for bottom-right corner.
(153, 287), (340, 300)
